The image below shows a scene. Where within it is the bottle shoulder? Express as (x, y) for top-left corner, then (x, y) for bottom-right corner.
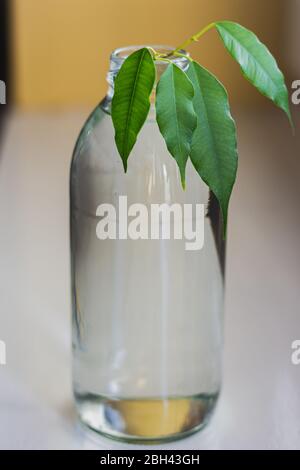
(72, 102), (108, 158)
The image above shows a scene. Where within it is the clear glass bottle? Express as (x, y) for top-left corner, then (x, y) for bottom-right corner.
(70, 46), (225, 443)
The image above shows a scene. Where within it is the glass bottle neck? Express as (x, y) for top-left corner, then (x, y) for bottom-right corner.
(103, 45), (189, 112)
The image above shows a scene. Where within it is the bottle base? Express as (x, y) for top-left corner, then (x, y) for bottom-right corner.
(74, 392), (218, 444)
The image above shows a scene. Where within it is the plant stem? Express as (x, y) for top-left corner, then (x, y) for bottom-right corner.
(154, 56), (173, 64)
(148, 47), (159, 58)
(148, 47), (174, 63)
(173, 51), (193, 62)
(168, 22), (216, 56)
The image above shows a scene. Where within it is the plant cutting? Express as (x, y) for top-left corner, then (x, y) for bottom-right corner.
(111, 20), (292, 233)
(70, 20), (292, 443)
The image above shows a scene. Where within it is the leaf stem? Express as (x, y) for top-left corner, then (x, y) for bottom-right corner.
(148, 47), (159, 58)
(168, 22), (216, 56)
(147, 47), (173, 63)
(154, 56), (173, 64)
(173, 51), (193, 62)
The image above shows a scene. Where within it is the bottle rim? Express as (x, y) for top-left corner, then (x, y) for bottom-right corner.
(110, 45), (189, 67)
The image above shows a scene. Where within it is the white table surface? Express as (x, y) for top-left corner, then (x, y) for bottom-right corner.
(0, 109), (300, 450)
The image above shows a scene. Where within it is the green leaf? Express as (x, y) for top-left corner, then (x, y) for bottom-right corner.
(156, 63), (197, 187)
(215, 21), (292, 126)
(111, 48), (155, 171)
(187, 61), (238, 234)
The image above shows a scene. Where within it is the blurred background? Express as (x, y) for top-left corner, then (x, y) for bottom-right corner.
(2, 0), (300, 108)
(0, 0), (300, 449)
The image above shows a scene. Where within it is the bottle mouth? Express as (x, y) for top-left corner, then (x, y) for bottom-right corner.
(106, 45), (190, 102)
(110, 45), (189, 68)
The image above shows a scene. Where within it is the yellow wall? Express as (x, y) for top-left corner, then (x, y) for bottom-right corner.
(12, 0), (287, 109)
